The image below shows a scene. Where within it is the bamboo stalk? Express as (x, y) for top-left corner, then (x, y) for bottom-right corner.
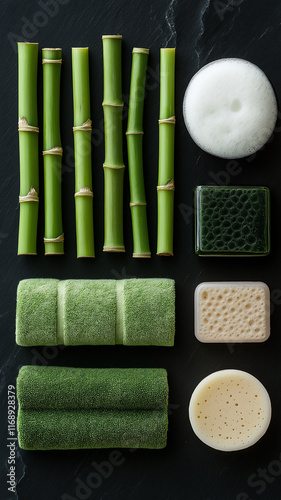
(157, 48), (176, 256)
(102, 35), (125, 253)
(126, 48), (150, 258)
(72, 47), (95, 258)
(18, 42), (39, 255)
(42, 48), (64, 255)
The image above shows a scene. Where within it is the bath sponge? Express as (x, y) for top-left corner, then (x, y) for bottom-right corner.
(17, 366), (169, 450)
(57, 280), (116, 345)
(16, 278), (175, 346)
(16, 279), (58, 346)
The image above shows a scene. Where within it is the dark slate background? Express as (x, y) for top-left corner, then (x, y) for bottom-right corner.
(1, 0), (281, 499)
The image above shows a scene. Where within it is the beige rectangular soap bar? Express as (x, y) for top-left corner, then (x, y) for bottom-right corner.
(194, 282), (270, 343)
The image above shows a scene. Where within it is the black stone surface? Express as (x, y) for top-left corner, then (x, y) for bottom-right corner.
(1, 0), (281, 499)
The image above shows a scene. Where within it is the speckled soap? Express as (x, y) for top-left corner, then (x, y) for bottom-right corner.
(195, 186), (270, 256)
(189, 369), (271, 451)
(194, 282), (270, 343)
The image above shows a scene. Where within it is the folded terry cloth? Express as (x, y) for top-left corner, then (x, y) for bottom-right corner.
(16, 279), (59, 346)
(16, 278), (175, 346)
(57, 280), (116, 345)
(120, 278), (175, 346)
(17, 366), (169, 450)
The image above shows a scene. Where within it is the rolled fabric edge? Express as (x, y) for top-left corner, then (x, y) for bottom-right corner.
(57, 281), (66, 345)
(15, 278), (59, 346)
(17, 409), (168, 450)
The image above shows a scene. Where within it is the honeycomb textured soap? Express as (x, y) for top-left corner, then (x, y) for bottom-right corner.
(195, 282), (270, 343)
(195, 186), (270, 256)
(189, 369), (271, 451)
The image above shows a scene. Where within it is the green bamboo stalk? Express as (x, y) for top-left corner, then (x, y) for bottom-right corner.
(126, 48), (150, 258)
(18, 42), (39, 255)
(102, 35), (125, 253)
(72, 47), (95, 258)
(157, 48), (176, 256)
(42, 48), (64, 255)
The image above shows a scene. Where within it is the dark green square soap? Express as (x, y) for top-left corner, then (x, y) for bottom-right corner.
(195, 186), (270, 256)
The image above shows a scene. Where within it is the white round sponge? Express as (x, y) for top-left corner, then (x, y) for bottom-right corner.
(189, 369), (271, 451)
(183, 58), (278, 159)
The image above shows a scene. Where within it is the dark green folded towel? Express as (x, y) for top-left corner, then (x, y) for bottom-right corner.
(16, 278), (175, 346)
(17, 366), (169, 450)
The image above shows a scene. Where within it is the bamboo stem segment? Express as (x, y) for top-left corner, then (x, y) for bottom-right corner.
(42, 48), (64, 255)
(72, 47), (95, 258)
(126, 48), (150, 258)
(18, 43), (39, 255)
(157, 48), (176, 256)
(102, 35), (125, 252)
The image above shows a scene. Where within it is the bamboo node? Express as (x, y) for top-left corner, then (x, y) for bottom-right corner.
(42, 58), (62, 64)
(42, 147), (63, 156)
(103, 246), (125, 252)
(157, 180), (175, 191)
(102, 35), (123, 39)
(133, 252), (151, 258)
(18, 117), (39, 133)
(44, 233), (64, 243)
(74, 187), (94, 198)
(102, 102), (124, 108)
(19, 187), (39, 203)
(73, 119), (92, 132)
(126, 131), (144, 135)
(156, 252), (174, 256)
(103, 163), (125, 170)
(130, 202), (147, 207)
(132, 48), (150, 55)
(158, 116), (176, 125)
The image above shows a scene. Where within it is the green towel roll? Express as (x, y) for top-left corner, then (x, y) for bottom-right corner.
(17, 410), (167, 450)
(17, 366), (168, 410)
(120, 278), (175, 346)
(57, 280), (116, 345)
(16, 279), (58, 346)
(16, 278), (175, 346)
(17, 366), (169, 450)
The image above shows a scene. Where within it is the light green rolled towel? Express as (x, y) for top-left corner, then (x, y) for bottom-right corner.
(17, 366), (169, 450)
(118, 278), (175, 346)
(57, 280), (116, 345)
(16, 279), (58, 346)
(16, 278), (175, 346)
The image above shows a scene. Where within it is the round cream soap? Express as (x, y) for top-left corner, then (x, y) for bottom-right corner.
(183, 58), (278, 159)
(189, 369), (271, 451)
